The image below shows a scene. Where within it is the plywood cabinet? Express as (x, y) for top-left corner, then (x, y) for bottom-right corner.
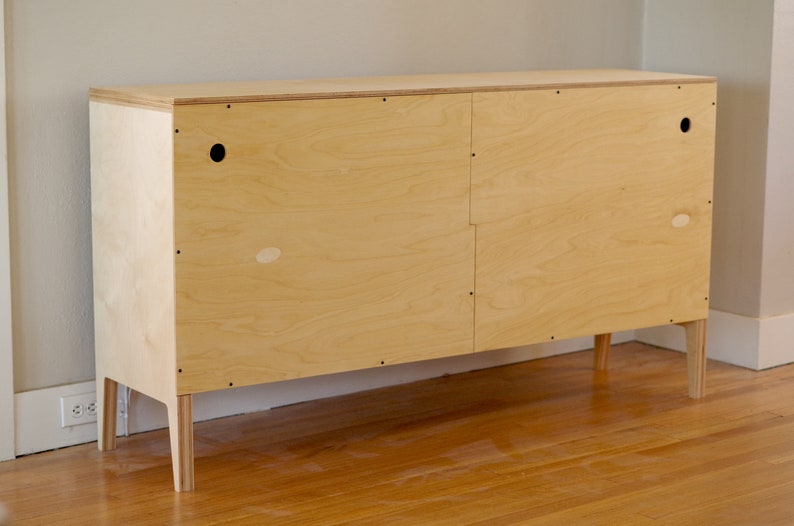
(90, 70), (716, 491)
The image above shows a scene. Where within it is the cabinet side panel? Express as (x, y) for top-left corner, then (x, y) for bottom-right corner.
(173, 94), (475, 394)
(90, 101), (176, 402)
(472, 83), (716, 351)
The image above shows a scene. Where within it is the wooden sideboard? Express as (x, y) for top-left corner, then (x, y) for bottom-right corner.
(89, 70), (716, 491)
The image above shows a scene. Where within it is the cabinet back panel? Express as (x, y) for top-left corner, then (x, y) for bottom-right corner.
(173, 95), (475, 394)
(471, 83), (716, 351)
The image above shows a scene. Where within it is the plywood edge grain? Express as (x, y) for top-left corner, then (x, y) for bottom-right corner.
(90, 69), (716, 109)
(89, 87), (175, 110)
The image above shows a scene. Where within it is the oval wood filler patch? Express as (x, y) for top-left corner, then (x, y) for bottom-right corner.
(256, 247), (282, 264)
(672, 213), (691, 228)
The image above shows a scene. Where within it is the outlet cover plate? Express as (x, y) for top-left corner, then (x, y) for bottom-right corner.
(60, 392), (98, 428)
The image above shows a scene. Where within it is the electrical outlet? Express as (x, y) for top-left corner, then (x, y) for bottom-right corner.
(60, 392), (98, 428)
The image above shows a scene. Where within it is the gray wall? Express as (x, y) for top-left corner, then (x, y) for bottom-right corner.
(6, 0), (645, 392)
(643, 0), (776, 318)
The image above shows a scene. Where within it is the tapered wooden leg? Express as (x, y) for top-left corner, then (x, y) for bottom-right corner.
(594, 333), (612, 371)
(97, 377), (118, 451)
(678, 319), (707, 399)
(167, 394), (194, 492)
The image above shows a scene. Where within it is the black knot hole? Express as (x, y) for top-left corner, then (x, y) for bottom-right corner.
(210, 143), (226, 162)
(680, 117), (691, 133)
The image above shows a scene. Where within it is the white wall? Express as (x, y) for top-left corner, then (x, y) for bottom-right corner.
(5, 0), (645, 454)
(760, 0), (794, 318)
(643, 0), (775, 318)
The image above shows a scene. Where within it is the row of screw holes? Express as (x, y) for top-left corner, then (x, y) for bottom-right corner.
(206, 125), (693, 160)
(200, 91), (704, 161)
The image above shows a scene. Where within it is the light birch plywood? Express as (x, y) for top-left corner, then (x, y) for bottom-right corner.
(89, 101), (177, 409)
(472, 83), (716, 352)
(172, 94), (475, 394)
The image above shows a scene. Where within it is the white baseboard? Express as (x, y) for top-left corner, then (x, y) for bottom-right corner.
(758, 312), (794, 369)
(14, 381), (100, 456)
(635, 309), (794, 370)
(13, 332), (633, 456)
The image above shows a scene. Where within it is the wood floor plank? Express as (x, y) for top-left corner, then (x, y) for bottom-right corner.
(2, 342), (794, 524)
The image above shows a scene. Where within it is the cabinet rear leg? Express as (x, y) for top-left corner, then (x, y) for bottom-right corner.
(678, 319), (707, 399)
(167, 394), (194, 492)
(97, 377), (118, 451)
(594, 333), (612, 371)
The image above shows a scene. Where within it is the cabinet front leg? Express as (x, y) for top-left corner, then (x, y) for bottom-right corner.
(167, 394), (195, 492)
(97, 377), (118, 451)
(678, 319), (707, 399)
(593, 333), (612, 371)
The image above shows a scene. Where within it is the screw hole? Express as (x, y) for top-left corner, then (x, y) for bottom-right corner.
(210, 143), (226, 162)
(680, 117), (691, 133)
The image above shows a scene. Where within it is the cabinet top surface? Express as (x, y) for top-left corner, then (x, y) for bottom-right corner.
(89, 69), (715, 109)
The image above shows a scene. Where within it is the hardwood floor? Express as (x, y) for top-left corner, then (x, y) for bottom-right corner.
(2, 342), (794, 524)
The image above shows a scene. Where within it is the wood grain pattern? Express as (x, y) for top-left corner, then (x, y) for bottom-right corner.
(167, 395), (194, 492)
(594, 333), (612, 371)
(89, 69), (715, 109)
(680, 318), (708, 399)
(97, 377), (118, 451)
(89, 101), (177, 404)
(4, 343), (794, 524)
(472, 83), (716, 352)
(173, 94), (475, 394)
